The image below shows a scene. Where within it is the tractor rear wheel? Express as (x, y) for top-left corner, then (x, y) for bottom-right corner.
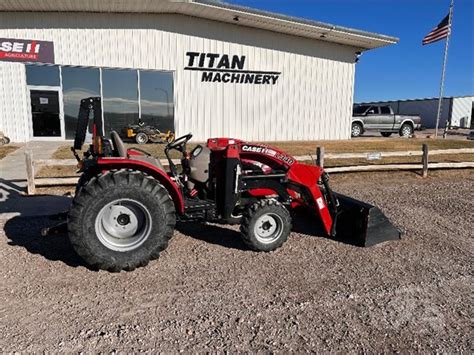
(240, 199), (291, 252)
(75, 169), (100, 195)
(68, 169), (176, 272)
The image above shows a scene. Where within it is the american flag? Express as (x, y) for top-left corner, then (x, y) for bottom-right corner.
(423, 14), (451, 45)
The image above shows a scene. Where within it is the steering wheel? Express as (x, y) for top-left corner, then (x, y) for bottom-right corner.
(166, 133), (193, 151)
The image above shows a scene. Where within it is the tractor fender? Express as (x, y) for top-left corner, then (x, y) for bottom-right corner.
(96, 158), (185, 214)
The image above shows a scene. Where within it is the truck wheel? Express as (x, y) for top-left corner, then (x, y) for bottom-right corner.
(68, 170), (176, 272)
(381, 132), (392, 137)
(3, 136), (10, 145)
(135, 132), (149, 144)
(399, 124), (414, 137)
(351, 123), (363, 137)
(240, 199), (292, 252)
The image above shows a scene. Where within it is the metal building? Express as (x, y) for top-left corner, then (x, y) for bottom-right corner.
(358, 95), (474, 129)
(0, 0), (397, 143)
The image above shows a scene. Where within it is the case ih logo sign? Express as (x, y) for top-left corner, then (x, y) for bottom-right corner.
(185, 52), (280, 85)
(0, 38), (55, 63)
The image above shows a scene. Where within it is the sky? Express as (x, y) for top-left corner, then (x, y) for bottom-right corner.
(227, 0), (474, 102)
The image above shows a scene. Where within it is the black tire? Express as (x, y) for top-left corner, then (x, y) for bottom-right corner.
(351, 122), (363, 137)
(399, 123), (414, 137)
(3, 136), (10, 145)
(381, 132), (392, 137)
(240, 199), (292, 252)
(75, 169), (99, 195)
(135, 132), (149, 144)
(68, 169), (176, 272)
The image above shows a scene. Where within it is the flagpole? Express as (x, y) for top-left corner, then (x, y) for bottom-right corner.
(434, 0), (454, 139)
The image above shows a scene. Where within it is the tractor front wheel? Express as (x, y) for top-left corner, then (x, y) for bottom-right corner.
(68, 170), (176, 272)
(240, 199), (291, 252)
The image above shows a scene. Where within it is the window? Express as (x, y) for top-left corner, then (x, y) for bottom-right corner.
(367, 107), (379, 115)
(62, 67), (101, 139)
(139, 70), (174, 132)
(380, 106), (392, 114)
(353, 105), (370, 115)
(26, 65), (60, 86)
(102, 69), (139, 134)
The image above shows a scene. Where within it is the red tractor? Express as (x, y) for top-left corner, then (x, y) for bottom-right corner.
(65, 98), (400, 272)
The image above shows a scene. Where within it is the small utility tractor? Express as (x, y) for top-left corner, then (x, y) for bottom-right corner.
(63, 97), (400, 272)
(125, 118), (175, 144)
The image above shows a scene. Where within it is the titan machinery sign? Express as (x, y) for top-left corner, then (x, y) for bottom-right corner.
(185, 52), (280, 85)
(0, 38), (55, 64)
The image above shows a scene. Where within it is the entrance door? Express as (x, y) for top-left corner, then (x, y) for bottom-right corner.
(30, 90), (62, 137)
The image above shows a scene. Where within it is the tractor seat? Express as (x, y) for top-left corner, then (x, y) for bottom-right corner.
(110, 130), (165, 171)
(110, 131), (127, 157)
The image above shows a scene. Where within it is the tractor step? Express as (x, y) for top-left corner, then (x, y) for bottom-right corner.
(184, 198), (216, 212)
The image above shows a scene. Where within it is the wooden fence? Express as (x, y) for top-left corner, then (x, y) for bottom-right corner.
(307, 146), (474, 177)
(25, 145), (474, 195)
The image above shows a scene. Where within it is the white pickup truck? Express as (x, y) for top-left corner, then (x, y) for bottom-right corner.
(351, 105), (422, 138)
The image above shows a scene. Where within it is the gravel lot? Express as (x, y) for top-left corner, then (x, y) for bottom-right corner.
(0, 170), (472, 352)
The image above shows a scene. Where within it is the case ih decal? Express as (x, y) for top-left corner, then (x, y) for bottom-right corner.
(242, 144), (295, 165)
(185, 52), (280, 85)
(0, 38), (55, 63)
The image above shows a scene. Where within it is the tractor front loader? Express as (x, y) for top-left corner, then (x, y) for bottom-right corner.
(62, 97), (400, 272)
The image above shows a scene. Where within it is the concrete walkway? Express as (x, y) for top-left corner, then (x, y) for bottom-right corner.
(0, 141), (65, 182)
(0, 141), (70, 218)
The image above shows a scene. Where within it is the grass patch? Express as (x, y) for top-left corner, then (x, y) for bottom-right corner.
(36, 165), (78, 178)
(0, 145), (19, 160)
(269, 138), (474, 156)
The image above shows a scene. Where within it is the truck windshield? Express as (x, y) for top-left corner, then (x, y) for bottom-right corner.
(353, 105), (370, 114)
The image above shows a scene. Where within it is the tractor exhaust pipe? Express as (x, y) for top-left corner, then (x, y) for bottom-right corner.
(333, 193), (401, 247)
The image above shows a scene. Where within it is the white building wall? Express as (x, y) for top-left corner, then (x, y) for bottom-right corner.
(451, 96), (473, 128)
(0, 62), (29, 142)
(0, 12), (357, 142)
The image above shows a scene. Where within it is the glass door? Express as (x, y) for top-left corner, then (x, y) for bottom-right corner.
(30, 89), (63, 138)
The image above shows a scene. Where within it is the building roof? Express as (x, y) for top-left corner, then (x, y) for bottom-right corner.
(0, 0), (399, 50)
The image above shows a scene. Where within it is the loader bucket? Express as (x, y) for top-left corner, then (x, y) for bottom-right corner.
(333, 193), (401, 247)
